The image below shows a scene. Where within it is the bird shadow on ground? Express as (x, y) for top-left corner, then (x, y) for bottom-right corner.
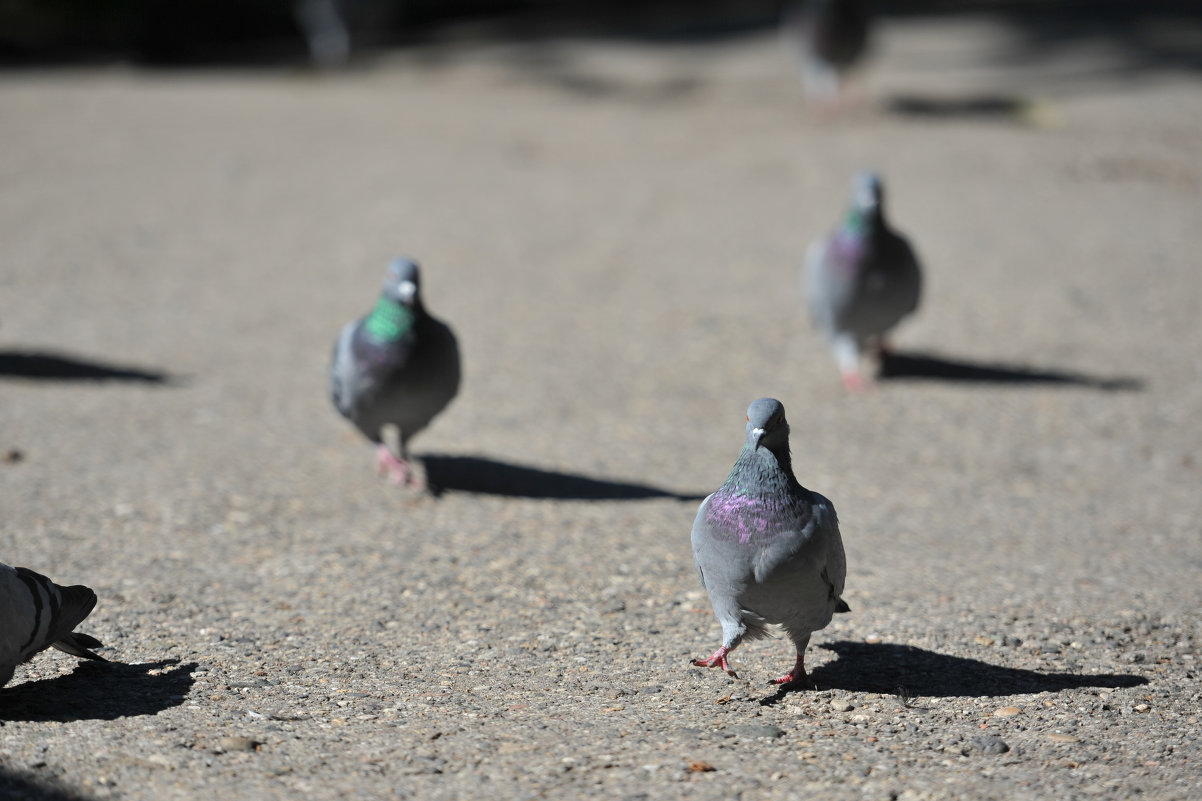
(0, 349), (181, 384)
(0, 770), (85, 801)
(877, 349), (1143, 390)
(759, 641), (1147, 704)
(420, 453), (706, 501)
(0, 659), (197, 722)
(883, 93), (1036, 122)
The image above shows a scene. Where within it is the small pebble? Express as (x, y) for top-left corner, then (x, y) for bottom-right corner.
(994, 707), (1022, 717)
(725, 724), (785, 740)
(830, 700), (854, 713)
(217, 737), (260, 753)
(1048, 733), (1081, 743)
(969, 735), (1010, 755)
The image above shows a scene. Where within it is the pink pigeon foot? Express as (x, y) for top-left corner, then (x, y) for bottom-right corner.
(376, 445), (423, 488)
(841, 370), (870, 393)
(769, 654), (815, 689)
(691, 646), (738, 678)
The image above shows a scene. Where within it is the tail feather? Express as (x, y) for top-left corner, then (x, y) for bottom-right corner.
(52, 632), (107, 661)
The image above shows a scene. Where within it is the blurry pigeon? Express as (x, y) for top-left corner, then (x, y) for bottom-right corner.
(781, 0), (872, 107)
(690, 398), (848, 688)
(294, 0), (351, 68)
(1, 563), (106, 688)
(804, 172), (921, 391)
(330, 257), (461, 487)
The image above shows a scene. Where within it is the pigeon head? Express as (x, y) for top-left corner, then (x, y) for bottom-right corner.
(362, 258), (421, 343)
(383, 257), (421, 307)
(746, 397), (790, 454)
(851, 171), (883, 213)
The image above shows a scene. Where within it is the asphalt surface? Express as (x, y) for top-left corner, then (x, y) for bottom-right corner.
(2, 12), (1201, 801)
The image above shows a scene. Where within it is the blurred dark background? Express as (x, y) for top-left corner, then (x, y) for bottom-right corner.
(2, 1), (1200, 68)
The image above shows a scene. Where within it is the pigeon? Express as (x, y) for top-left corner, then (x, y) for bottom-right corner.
(781, 0), (872, 107)
(1, 562), (106, 688)
(330, 257), (461, 487)
(804, 171), (922, 391)
(293, 0), (351, 68)
(690, 398), (848, 688)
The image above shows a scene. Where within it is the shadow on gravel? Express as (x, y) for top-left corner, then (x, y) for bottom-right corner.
(0, 659), (197, 722)
(0, 770), (86, 801)
(884, 93), (1037, 122)
(802, 641), (1148, 699)
(878, 350), (1143, 390)
(421, 453), (706, 501)
(0, 349), (179, 384)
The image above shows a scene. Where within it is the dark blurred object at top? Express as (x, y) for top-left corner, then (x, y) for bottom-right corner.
(782, 0), (871, 105)
(1, 1), (1200, 69)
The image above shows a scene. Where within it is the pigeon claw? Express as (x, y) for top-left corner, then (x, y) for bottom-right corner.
(768, 656), (814, 690)
(691, 647), (738, 678)
(375, 445), (423, 488)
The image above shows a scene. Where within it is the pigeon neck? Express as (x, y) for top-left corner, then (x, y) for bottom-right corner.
(843, 206), (881, 238)
(721, 443), (797, 496)
(363, 296), (416, 343)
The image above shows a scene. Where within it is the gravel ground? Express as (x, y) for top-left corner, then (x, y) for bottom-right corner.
(2, 12), (1201, 801)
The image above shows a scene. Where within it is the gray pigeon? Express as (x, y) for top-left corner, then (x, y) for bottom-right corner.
(781, 0), (872, 107)
(293, 0), (351, 68)
(330, 257), (461, 487)
(691, 398), (848, 688)
(1, 562), (106, 688)
(804, 172), (921, 391)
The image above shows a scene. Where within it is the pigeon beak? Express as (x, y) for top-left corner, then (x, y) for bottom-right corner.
(398, 281), (417, 304)
(751, 427), (766, 450)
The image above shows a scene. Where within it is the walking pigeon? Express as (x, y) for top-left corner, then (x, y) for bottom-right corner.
(804, 171), (921, 391)
(1, 563), (106, 688)
(690, 398), (848, 688)
(781, 0), (872, 107)
(330, 257), (461, 487)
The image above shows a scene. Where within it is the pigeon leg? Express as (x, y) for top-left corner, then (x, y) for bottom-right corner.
(691, 646), (738, 678)
(769, 653), (815, 689)
(833, 335), (869, 392)
(376, 444), (422, 488)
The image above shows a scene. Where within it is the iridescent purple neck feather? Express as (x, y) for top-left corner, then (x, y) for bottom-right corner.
(705, 440), (809, 546)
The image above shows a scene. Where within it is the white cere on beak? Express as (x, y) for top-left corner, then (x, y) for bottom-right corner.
(399, 281), (417, 303)
(751, 427), (765, 436)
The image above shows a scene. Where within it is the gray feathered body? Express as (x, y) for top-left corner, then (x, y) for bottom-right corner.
(330, 304), (460, 453)
(0, 563), (106, 688)
(805, 200), (921, 367)
(692, 444), (847, 656)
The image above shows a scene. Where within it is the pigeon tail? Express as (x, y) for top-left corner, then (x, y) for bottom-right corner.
(52, 632), (107, 661)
